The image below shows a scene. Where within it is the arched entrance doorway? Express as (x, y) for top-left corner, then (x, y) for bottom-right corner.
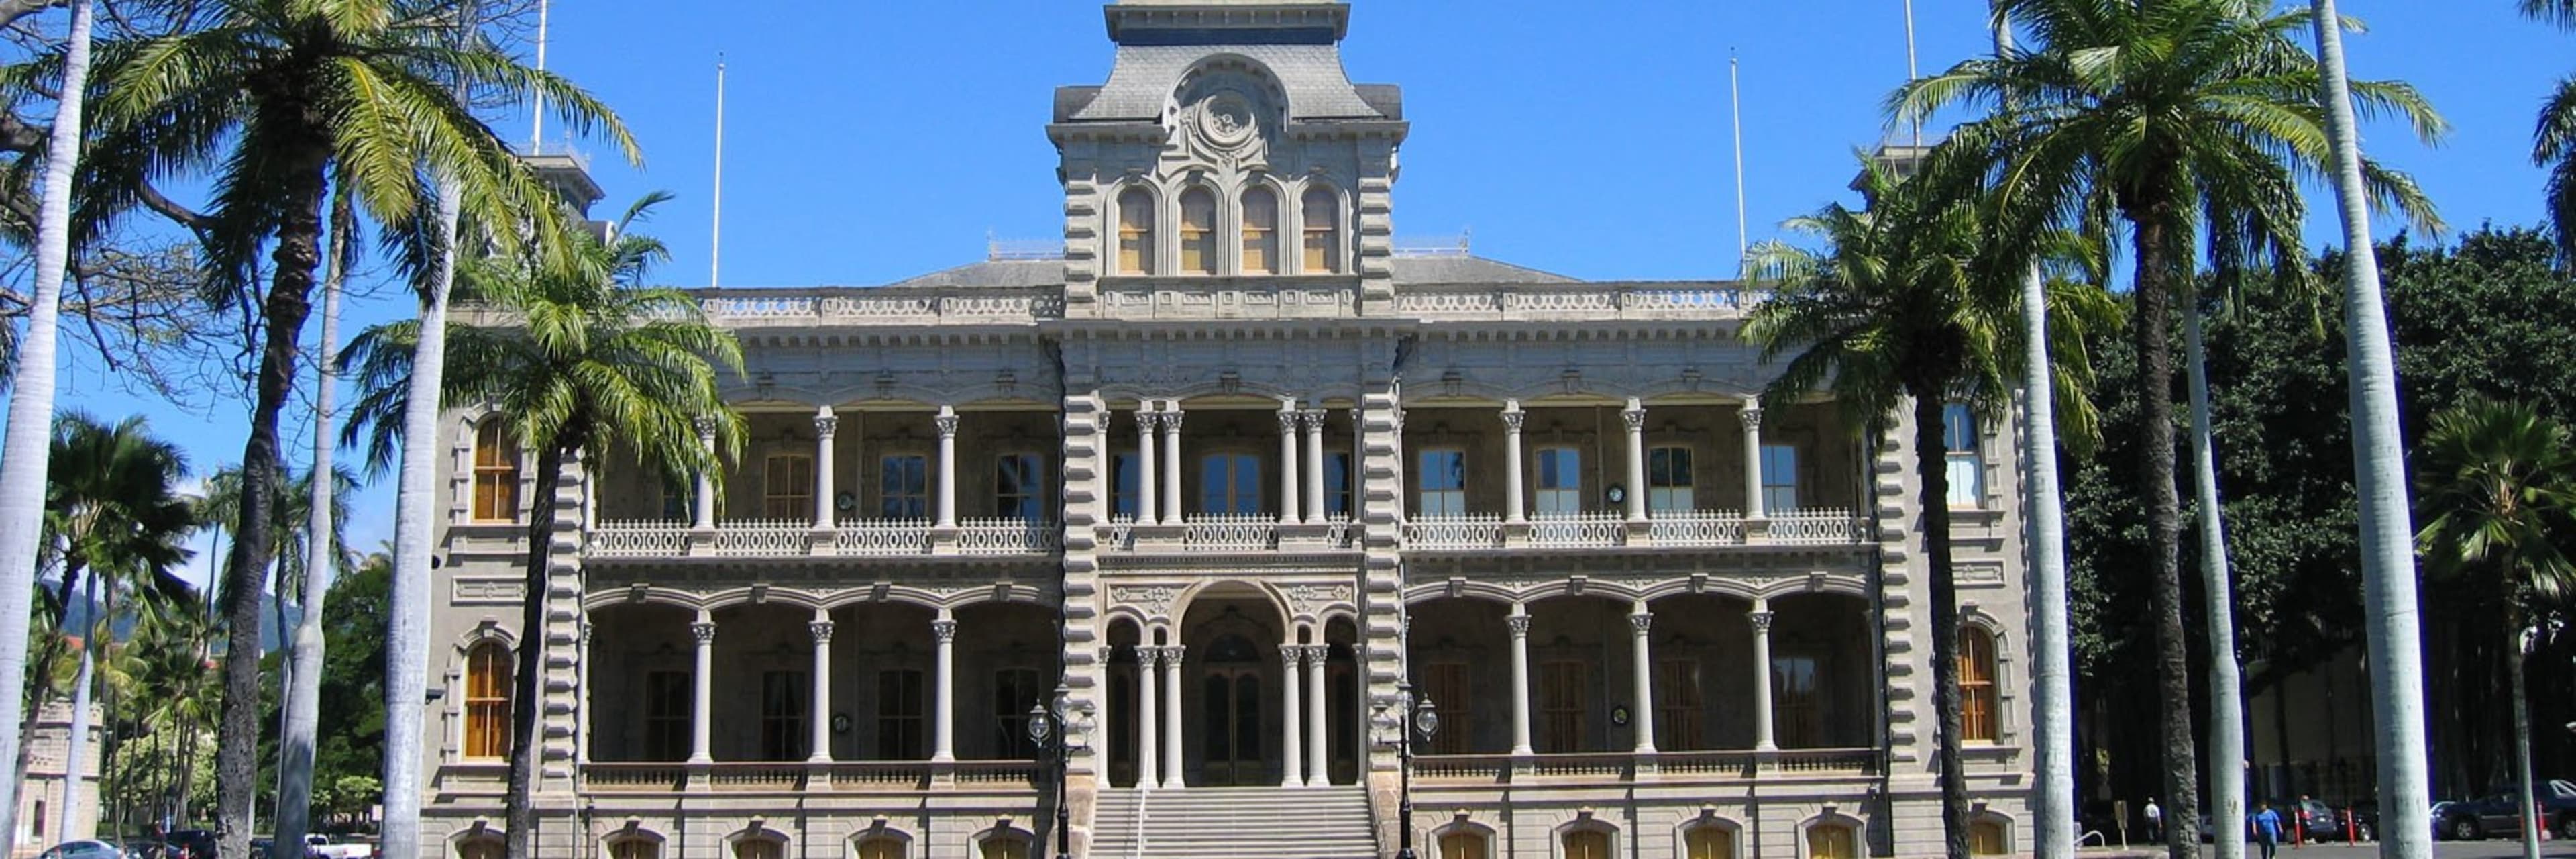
(1177, 588), (1285, 787)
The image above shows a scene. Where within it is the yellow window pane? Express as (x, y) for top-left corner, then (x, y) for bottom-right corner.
(1969, 821), (2007, 855)
(1562, 830), (1609, 859)
(979, 838), (1028, 859)
(1180, 190), (1216, 274)
(1686, 826), (1734, 859)
(1808, 824), (1856, 859)
(1438, 832), (1487, 859)
(1117, 189), (1155, 275)
(856, 838), (904, 859)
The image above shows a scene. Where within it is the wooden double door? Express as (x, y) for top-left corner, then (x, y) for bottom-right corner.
(1199, 633), (1267, 785)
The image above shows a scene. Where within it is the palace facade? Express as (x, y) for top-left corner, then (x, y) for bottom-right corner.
(415, 3), (2036, 857)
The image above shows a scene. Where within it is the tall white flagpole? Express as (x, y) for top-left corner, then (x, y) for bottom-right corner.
(1729, 50), (1748, 276)
(712, 55), (727, 288)
(530, 0), (548, 153)
(1904, 0), (1921, 148)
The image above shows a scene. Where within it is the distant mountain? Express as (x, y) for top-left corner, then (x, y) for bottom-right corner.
(55, 585), (296, 654)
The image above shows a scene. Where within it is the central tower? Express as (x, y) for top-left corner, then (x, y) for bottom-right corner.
(1048, 0), (1409, 315)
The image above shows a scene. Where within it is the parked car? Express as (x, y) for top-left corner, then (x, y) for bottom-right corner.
(36, 841), (127, 859)
(302, 834), (376, 859)
(2281, 797), (2375, 842)
(2436, 791), (2526, 840)
(160, 829), (216, 859)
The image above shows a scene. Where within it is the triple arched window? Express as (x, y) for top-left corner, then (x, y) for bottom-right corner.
(1110, 182), (1343, 276)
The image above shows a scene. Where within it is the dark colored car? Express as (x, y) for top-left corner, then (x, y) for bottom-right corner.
(162, 830), (217, 859)
(2437, 792), (2527, 840)
(2280, 797), (2375, 842)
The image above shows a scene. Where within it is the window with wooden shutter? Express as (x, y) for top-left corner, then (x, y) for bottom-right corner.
(1539, 660), (1585, 752)
(1242, 187), (1279, 274)
(472, 420), (520, 521)
(464, 640), (512, 759)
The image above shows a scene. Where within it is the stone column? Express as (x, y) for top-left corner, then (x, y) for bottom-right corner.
(934, 406), (960, 529)
(1622, 397), (1649, 522)
(813, 407), (838, 528)
(688, 616), (716, 764)
(1303, 644), (1328, 786)
(1135, 405), (1159, 523)
(1300, 409), (1326, 523)
(1159, 404), (1185, 525)
(931, 612), (958, 762)
(1629, 605), (1656, 754)
(1507, 609), (1534, 756)
(576, 623), (593, 765)
(1137, 646), (1162, 788)
(1280, 644), (1305, 787)
(1278, 400), (1301, 524)
(1750, 598), (1778, 752)
(808, 613), (835, 762)
(1501, 400), (1527, 525)
(1160, 645), (1187, 788)
(1740, 397), (1766, 519)
(692, 417), (718, 529)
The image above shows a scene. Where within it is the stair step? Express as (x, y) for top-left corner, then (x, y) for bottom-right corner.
(1092, 786), (1376, 859)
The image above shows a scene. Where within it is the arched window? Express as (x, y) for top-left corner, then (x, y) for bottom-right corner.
(457, 837), (504, 859)
(464, 640), (513, 759)
(1179, 187), (1218, 275)
(1437, 830), (1489, 859)
(1683, 825), (1735, 859)
(1968, 819), (2009, 855)
(1116, 188), (1155, 276)
(1960, 626), (1998, 742)
(1241, 186), (1281, 274)
(853, 836), (906, 859)
(1560, 827), (1611, 859)
(606, 836), (662, 859)
(1301, 187), (1340, 273)
(733, 837), (785, 859)
(977, 834), (1030, 859)
(472, 419), (520, 521)
(1805, 822), (1858, 859)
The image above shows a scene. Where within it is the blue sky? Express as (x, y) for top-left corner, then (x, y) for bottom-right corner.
(46, 0), (2571, 591)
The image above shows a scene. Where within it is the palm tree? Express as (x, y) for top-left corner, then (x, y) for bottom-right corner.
(85, 1), (636, 849)
(344, 193), (741, 858)
(2523, 0), (2576, 257)
(2308, 2), (2438, 855)
(2415, 399), (2573, 859)
(0, 5), (97, 854)
(37, 412), (196, 844)
(1744, 158), (2020, 859)
(276, 171), (360, 859)
(1900, 3), (2441, 853)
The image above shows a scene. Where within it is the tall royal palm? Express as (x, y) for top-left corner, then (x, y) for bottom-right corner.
(344, 194), (741, 858)
(87, 1), (635, 851)
(2311, 1), (2438, 854)
(1900, 3), (2440, 854)
(1746, 160), (2019, 859)
(2416, 399), (2576, 859)
(2522, 0), (2576, 256)
(0, 5), (97, 854)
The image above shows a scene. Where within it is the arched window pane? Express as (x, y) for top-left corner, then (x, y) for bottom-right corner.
(1242, 187), (1280, 274)
(979, 837), (1029, 859)
(1685, 826), (1734, 859)
(1438, 832), (1487, 859)
(1179, 189), (1217, 274)
(458, 839), (503, 859)
(472, 420), (520, 521)
(1301, 188), (1340, 273)
(733, 840), (783, 859)
(1561, 829), (1610, 859)
(1959, 627), (1998, 742)
(855, 838), (906, 859)
(1117, 189), (1156, 275)
(465, 641), (512, 759)
(1807, 824), (1856, 859)
(1968, 821), (2008, 855)
(608, 839), (661, 859)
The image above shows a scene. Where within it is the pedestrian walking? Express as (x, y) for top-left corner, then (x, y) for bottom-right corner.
(2146, 797), (2164, 842)
(2254, 801), (2286, 859)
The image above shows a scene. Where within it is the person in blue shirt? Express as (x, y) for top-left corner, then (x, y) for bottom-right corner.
(2252, 801), (2285, 859)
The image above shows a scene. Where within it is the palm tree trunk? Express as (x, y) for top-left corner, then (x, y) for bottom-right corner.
(2183, 285), (2248, 859)
(382, 162), (464, 859)
(2129, 207), (2203, 859)
(275, 181), (353, 859)
(2309, 4), (2435, 857)
(2512, 615), (2540, 859)
(216, 117), (332, 859)
(0, 4), (94, 852)
(1913, 391), (1970, 859)
(504, 441), (569, 859)
(2021, 263), (2079, 859)
(59, 574), (99, 843)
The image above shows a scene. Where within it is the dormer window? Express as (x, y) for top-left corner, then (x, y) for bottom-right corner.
(1242, 186), (1281, 274)
(1302, 187), (1340, 274)
(1116, 187), (1155, 276)
(1179, 187), (1218, 275)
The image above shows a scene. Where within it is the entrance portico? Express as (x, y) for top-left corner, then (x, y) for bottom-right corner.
(1099, 580), (1362, 790)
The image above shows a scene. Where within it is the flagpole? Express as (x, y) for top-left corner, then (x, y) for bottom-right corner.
(712, 55), (727, 289)
(1729, 50), (1748, 276)
(530, 0), (548, 153)
(1904, 0), (1921, 148)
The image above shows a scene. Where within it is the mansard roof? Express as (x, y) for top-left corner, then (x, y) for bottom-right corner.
(1061, 44), (1393, 123)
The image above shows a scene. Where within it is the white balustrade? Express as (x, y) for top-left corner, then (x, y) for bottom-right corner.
(712, 519), (812, 556)
(687, 287), (1065, 328)
(1647, 510), (1747, 547)
(836, 519), (934, 556)
(1402, 513), (1504, 550)
(1528, 511), (1626, 548)
(587, 519), (692, 558)
(1392, 283), (1768, 322)
(1322, 514), (1356, 550)
(1768, 508), (1865, 545)
(1183, 513), (1277, 551)
(957, 517), (1062, 554)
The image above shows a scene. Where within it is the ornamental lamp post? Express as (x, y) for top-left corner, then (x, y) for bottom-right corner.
(1375, 681), (1439, 859)
(1030, 681), (1093, 859)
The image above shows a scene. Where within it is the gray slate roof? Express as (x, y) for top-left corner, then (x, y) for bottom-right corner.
(883, 259), (1065, 289)
(1071, 44), (1390, 122)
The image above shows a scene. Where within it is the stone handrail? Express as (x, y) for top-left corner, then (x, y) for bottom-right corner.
(582, 763), (686, 792)
(959, 517), (1063, 554)
(588, 520), (691, 558)
(1403, 513), (1503, 550)
(839, 519), (934, 556)
(1183, 513), (1278, 551)
(694, 286), (1065, 328)
(712, 519), (810, 556)
(1528, 511), (1625, 548)
(1770, 508), (1867, 545)
(1394, 283), (1764, 322)
(1648, 510), (1746, 546)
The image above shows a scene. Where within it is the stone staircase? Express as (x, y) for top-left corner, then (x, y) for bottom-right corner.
(1093, 785), (1378, 859)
